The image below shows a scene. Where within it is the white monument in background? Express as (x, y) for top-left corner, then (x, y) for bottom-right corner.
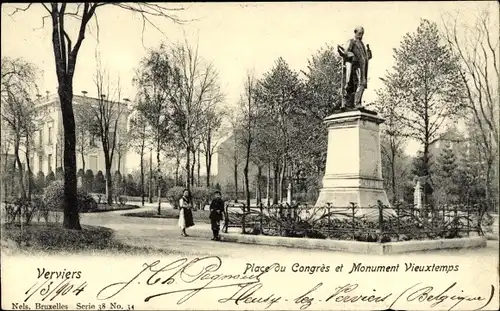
(414, 179), (422, 209)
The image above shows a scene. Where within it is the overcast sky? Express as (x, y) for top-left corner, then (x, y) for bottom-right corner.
(2, 1), (497, 162)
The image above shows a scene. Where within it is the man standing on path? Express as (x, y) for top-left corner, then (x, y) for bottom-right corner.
(209, 191), (225, 241)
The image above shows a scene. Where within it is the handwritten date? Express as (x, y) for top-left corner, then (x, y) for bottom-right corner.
(25, 279), (87, 302)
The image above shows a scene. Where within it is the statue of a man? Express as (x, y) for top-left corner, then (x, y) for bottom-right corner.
(337, 26), (372, 109)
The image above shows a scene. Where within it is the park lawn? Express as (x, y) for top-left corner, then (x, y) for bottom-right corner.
(1, 223), (178, 255)
(123, 209), (212, 224)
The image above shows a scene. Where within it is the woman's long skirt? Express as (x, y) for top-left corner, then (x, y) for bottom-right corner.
(179, 208), (195, 229)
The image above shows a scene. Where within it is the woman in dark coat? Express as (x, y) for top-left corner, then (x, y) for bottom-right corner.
(209, 191), (224, 241)
(178, 189), (195, 237)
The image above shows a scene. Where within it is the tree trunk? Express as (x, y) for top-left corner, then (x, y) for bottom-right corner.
(25, 146), (32, 200)
(266, 163), (271, 207)
(157, 146), (161, 215)
(234, 156), (238, 203)
(186, 143), (191, 192)
(205, 131), (212, 188)
(59, 84), (81, 229)
(391, 142), (397, 204)
(257, 166), (262, 206)
(175, 155), (180, 186)
(81, 152), (85, 172)
(273, 162), (279, 205)
(244, 160), (250, 212)
(140, 147), (145, 206)
(14, 139), (26, 199)
(191, 148), (196, 187)
(117, 153), (122, 174)
(279, 156), (286, 203)
(3, 147), (9, 200)
(244, 136), (251, 212)
(11, 159), (17, 197)
(423, 143), (430, 208)
(197, 148), (201, 188)
(105, 160), (113, 206)
(485, 158), (493, 212)
(148, 149), (153, 203)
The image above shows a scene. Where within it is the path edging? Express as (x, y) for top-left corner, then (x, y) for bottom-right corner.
(219, 233), (487, 254)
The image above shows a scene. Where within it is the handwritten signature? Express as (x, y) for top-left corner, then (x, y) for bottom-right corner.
(97, 257), (496, 310)
(97, 256), (276, 305)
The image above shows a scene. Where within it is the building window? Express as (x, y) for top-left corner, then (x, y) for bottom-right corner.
(48, 154), (53, 172)
(90, 134), (96, 147)
(39, 155), (43, 172)
(89, 155), (98, 172)
(109, 131), (115, 148)
(48, 125), (53, 144)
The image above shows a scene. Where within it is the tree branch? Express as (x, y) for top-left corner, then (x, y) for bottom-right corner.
(8, 3), (32, 16)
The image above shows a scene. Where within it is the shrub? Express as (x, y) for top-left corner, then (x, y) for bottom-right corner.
(83, 169), (94, 193)
(43, 180), (97, 212)
(191, 186), (213, 209)
(45, 171), (56, 185)
(77, 168), (85, 179)
(4, 198), (19, 224)
(24, 171), (37, 193)
(56, 167), (64, 180)
(113, 171), (124, 200)
(166, 186), (186, 209)
(124, 174), (139, 196)
(93, 171), (106, 194)
(3, 196), (45, 225)
(36, 171), (46, 192)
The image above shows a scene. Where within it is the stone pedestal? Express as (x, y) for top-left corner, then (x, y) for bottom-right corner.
(315, 109), (390, 208)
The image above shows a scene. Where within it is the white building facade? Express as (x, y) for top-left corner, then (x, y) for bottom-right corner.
(31, 94), (131, 175)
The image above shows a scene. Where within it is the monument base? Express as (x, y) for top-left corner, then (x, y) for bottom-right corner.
(316, 187), (389, 209)
(315, 108), (390, 209)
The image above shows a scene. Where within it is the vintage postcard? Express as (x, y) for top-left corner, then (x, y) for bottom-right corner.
(1, 1), (499, 310)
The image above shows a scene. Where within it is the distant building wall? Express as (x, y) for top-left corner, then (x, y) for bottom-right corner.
(209, 133), (272, 197)
(30, 94), (130, 176)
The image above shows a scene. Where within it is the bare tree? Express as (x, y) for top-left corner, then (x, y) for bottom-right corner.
(373, 87), (408, 204)
(442, 8), (499, 211)
(116, 127), (129, 173)
(200, 109), (225, 188)
(74, 104), (97, 172)
(168, 39), (224, 191)
(84, 58), (126, 205)
(224, 109), (245, 203)
(1, 120), (15, 199)
(7, 2), (187, 229)
(129, 109), (150, 206)
(237, 71), (258, 212)
(134, 43), (178, 214)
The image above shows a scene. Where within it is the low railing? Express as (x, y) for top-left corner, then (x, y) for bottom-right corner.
(222, 201), (487, 242)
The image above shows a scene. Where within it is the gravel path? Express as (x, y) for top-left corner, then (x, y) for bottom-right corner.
(79, 202), (500, 261)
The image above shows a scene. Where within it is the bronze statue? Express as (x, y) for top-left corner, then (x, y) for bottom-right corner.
(337, 26), (372, 109)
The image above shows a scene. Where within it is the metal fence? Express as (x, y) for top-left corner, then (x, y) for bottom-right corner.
(223, 201), (487, 242)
